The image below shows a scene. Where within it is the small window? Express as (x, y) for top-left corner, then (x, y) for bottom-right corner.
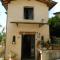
(24, 7), (34, 20)
(12, 35), (16, 44)
(41, 36), (44, 40)
(41, 36), (45, 47)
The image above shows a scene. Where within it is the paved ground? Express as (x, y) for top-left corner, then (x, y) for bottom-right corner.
(0, 58), (4, 60)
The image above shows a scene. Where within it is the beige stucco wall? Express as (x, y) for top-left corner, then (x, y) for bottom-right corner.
(6, 0), (49, 60)
(8, 0), (48, 23)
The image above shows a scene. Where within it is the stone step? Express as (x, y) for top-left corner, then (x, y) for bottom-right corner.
(22, 58), (35, 60)
(22, 59), (35, 60)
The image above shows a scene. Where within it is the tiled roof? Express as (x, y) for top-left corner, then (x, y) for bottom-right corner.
(1, 0), (57, 10)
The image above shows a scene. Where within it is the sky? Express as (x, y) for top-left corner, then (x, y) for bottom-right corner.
(0, 0), (60, 31)
(49, 0), (60, 17)
(0, 2), (7, 32)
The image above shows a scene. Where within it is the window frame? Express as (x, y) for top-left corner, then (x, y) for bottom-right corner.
(24, 6), (34, 20)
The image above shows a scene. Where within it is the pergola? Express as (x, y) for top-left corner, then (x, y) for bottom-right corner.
(1, 0), (57, 10)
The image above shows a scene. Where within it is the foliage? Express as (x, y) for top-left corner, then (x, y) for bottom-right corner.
(0, 26), (6, 43)
(48, 16), (60, 37)
(10, 51), (17, 59)
(0, 33), (3, 42)
(48, 16), (60, 26)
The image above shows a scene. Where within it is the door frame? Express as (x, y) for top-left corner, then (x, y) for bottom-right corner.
(21, 32), (35, 60)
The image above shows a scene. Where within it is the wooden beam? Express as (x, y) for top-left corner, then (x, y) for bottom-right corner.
(10, 21), (48, 24)
(10, 21), (48, 28)
(19, 32), (36, 35)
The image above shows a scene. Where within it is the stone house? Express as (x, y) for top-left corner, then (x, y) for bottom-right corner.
(1, 0), (57, 60)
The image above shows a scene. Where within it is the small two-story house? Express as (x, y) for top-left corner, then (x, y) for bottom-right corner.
(1, 0), (56, 60)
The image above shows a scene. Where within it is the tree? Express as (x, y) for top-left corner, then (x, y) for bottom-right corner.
(48, 16), (60, 26)
(0, 25), (2, 43)
(48, 16), (60, 44)
(0, 26), (6, 44)
(48, 16), (60, 37)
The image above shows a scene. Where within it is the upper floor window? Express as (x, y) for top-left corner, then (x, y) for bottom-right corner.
(24, 7), (34, 20)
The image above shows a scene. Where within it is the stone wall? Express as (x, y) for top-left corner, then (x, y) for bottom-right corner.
(41, 50), (60, 60)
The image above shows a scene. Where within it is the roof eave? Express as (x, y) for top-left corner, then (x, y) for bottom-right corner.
(49, 1), (57, 10)
(1, 0), (10, 10)
(1, 0), (57, 10)
(36, 0), (57, 10)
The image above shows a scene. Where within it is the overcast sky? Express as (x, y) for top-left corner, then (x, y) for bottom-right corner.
(0, 0), (60, 31)
(49, 0), (60, 17)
